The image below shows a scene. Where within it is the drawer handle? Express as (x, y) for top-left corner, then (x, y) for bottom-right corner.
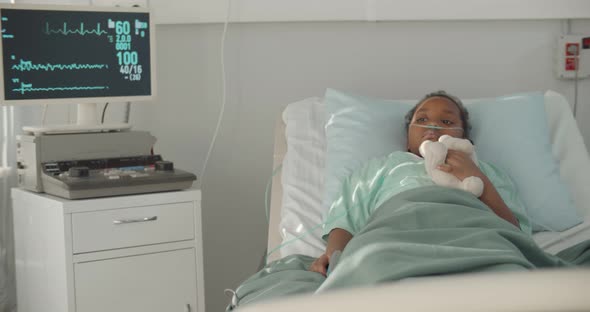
(113, 216), (158, 225)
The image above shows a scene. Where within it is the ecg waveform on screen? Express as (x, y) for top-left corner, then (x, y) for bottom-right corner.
(11, 59), (108, 72)
(12, 82), (108, 95)
(43, 22), (108, 36)
(0, 9), (151, 100)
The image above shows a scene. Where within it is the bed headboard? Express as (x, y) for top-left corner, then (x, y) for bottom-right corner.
(266, 115), (286, 263)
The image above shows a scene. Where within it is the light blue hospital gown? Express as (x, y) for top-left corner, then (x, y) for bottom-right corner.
(321, 151), (532, 240)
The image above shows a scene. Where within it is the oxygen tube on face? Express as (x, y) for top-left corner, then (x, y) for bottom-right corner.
(410, 124), (464, 132)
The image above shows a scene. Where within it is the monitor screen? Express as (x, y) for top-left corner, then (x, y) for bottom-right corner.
(0, 5), (155, 105)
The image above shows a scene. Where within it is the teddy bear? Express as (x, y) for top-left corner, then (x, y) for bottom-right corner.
(419, 134), (484, 197)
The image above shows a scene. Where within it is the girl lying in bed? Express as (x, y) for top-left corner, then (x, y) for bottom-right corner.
(310, 90), (529, 276)
(229, 91), (588, 310)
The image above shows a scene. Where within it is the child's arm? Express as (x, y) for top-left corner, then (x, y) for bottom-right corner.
(477, 175), (520, 228)
(309, 228), (353, 276)
(438, 150), (520, 228)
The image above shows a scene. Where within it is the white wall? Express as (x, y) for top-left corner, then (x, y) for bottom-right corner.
(149, 0), (590, 23)
(122, 19), (590, 312)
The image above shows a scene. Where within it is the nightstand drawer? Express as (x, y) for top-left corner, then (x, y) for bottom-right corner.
(72, 202), (195, 253)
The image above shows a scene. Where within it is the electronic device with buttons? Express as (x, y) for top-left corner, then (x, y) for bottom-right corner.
(16, 131), (196, 199)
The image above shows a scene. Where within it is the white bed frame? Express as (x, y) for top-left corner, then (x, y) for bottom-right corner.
(241, 268), (590, 312)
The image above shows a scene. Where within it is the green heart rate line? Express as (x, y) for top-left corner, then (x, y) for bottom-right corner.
(12, 59), (108, 72)
(44, 22), (108, 36)
(13, 82), (108, 95)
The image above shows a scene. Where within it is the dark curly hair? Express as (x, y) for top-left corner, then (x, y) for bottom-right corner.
(404, 90), (472, 141)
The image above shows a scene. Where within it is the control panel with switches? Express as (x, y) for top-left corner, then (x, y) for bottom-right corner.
(39, 155), (196, 199)
(16, 131), (196, 199)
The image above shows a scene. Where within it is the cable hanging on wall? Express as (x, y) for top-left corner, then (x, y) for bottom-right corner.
(200, 0), (232, 184)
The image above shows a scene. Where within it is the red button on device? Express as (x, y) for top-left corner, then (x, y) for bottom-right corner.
(566, 57), (577, 71)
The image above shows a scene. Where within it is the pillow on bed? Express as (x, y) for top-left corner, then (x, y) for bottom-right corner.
(323, 88), (581, 232)
(278, 97), (328, 259)
(544, 91), (590, 218)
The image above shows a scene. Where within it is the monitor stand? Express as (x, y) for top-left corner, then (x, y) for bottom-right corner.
(22, 103), (132, 135)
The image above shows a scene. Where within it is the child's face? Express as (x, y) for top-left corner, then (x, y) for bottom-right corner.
(407, 97), (465, 156)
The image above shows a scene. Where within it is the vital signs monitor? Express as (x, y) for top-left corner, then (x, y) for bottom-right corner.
(0, 4), (156, 132)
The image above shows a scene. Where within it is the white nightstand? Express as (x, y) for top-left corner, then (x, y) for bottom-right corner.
(11, 188), (204, 312)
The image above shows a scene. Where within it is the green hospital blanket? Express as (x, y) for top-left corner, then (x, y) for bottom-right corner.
(228, 186), (590, 310)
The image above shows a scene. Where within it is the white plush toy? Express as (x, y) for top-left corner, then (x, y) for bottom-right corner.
(419, 134), (484, 197)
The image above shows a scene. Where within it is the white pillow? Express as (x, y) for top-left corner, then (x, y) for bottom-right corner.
(277, 90), (590, 259)
(278, 97), (327, 258)
(544, 91), (590, 217)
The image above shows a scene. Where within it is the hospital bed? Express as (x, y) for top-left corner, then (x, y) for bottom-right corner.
(236, 90), (590, 311)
